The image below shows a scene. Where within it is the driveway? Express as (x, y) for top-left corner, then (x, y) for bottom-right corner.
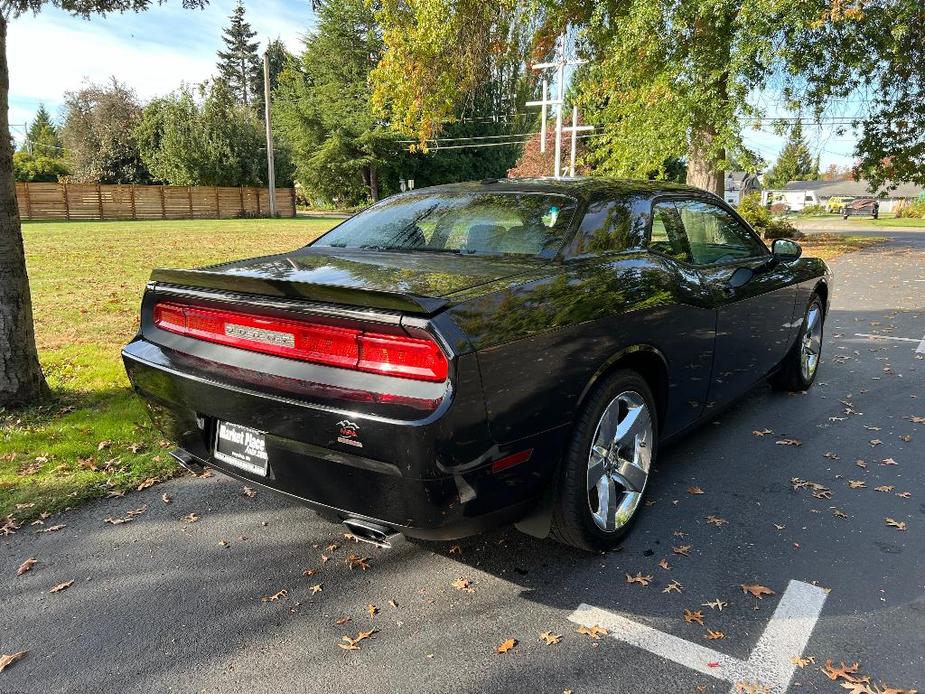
(2, 232), (923, 694)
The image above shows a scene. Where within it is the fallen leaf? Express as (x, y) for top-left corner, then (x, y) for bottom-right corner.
(448, 544), (462, 555)
(734, 682), (770, 694)
(688, 486), (705, 495)
(663, 580), (683, 594)
(869, 439), (882, 447)
(49, 580), (74, 593)
(875, 485), (895, 493)
(242, 486), (256, 498)
(0, 650), (28, 673)
(838, 682), (874, 694)
(104, 515), (134, 525)
(335, 616), (351, 625)
(161, 493), (172, 504)
(16, 558), (36, 576)
(752, 429), (773, 437)
(895, 491), (912, 499)
(576, 624), (608, 639)
(705, 629), (725, 640)
(181, 513), (200, 524)
(496, 638), (517, 654)
(539, 631), (561, 645)
(776, 438), (802, 446)
(885, 518), (907, 531)
(790, 655), (815, 669)
(310, 584), (323, 594)
(880, 458), (898, 466)
(683, 609), (704, 625)
(672, 544), (692, 557)
(856, 460), (868, 469)
(35, 524), (64, 534)
(346, 554), (370, 571)
(706, 515), (728, 527)
(822, 659), (862, 682)
(452, 578), (475, 593)
(302, 568), (317, 577)
(339, 629), (377, 651)
(833, 508), (849, 519)
(848, 480), (866, 489)
(741, 584), (776, 599)
(625, 572), (653, 586)
(136, 477), (156, 491)
(97, 440), (112, 451)
(824, 451), (840, 460)
(909, 416), (925, 424)
(899, 434), (912, 442)
(261, 589), (288, 602)
(658, 559), (671, 570)
(366, 603), (378, 617)
(702, 599), (728, 611)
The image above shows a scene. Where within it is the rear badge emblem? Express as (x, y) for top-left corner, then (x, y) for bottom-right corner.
(336, 420), (363, 448)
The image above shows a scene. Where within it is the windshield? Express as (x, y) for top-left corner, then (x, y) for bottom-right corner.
(313, 191), (579, 256)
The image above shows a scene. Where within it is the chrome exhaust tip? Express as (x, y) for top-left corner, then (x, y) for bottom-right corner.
(343, 518), (402, 549)
(170, 448), (205, 475)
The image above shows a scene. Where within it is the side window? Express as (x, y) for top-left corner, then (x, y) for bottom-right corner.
(675, 199), (767, 265)
(572, 200), (635, 256)
(648, 201), (692, 263)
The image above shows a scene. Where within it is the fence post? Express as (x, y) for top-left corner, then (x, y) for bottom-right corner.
(214, 186), (220, 218)
(290, 187), (296, 217)
(159, 186), (166, 220)
(23, 182), (32, 220)
(188, 186), (194, 219)
(62, 182), (70, 221)
(130, 184), (137, 220)
(96, 183), (104, 220)
(256, 187), (262, 216)
(240, 186), (245, 216)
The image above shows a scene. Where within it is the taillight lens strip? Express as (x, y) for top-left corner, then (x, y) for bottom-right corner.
(152, 301), (448, 382)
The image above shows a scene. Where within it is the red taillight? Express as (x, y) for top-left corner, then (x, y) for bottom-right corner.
(152, 302), (448, 382)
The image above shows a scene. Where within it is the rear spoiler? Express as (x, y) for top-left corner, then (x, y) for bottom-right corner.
(149, 268), (449, 316)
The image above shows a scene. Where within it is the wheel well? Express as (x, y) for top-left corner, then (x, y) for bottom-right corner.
(814, 280), (829, 313)
(592, 350), (669, 429)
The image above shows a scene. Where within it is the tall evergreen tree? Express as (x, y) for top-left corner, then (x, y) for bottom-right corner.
(24, 103), (62, 156)
(216, 1), (261, 107)
(764, 122), (816, 189)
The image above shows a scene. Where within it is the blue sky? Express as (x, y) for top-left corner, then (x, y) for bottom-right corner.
(8, 2), (859, 170)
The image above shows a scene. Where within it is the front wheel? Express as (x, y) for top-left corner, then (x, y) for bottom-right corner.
(550, 369), (657, 552)
(771, 294), (824, 391)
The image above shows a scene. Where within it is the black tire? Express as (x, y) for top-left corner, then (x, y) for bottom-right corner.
(550, 369), (658, 552)
(771, 293), (825, 392)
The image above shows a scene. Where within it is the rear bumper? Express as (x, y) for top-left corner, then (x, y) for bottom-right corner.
(123, 338), (564, 539)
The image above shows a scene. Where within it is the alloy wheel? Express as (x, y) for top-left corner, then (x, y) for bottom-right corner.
(586, 391), (653, 532)
(800, 303), (823, 382)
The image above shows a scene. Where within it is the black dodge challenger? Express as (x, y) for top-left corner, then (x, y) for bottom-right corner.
(123, 178), (831, 551)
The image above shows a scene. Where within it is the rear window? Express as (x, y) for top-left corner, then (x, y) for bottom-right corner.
(313, 191), (578, 256)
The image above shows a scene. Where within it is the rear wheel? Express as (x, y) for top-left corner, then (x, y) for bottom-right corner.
(551, 370), (657, 552)
(771, 294), (824, 391)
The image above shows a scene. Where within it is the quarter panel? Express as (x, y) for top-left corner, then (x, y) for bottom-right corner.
(447, 253), (716, 443)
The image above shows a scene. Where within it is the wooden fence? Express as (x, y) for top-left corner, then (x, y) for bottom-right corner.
(15, 182), (296, 221)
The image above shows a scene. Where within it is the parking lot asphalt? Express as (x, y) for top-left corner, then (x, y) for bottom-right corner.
(2, 231), (923, 694)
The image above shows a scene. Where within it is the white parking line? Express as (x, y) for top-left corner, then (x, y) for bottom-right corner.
(568, 580), (828, 693)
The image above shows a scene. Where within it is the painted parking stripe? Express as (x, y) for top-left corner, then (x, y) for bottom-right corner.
(568, 579), (828, 693)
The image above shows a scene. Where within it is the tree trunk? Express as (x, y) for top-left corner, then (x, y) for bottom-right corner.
(0, 18), (49, 407)
(686, 125), (725, 197)
(369, 164), (379, 202)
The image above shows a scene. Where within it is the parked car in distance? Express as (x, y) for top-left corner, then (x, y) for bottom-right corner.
(826, 196), (855, 214)
(842, 198), (879, 219)
(123, 178), (832, 551)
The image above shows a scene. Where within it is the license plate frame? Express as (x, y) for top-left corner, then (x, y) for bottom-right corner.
(213, 421), (269, 477)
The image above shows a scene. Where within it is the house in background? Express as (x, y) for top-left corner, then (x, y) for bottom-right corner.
(762, 179), (925, 213)
(723, 172), (761, 206)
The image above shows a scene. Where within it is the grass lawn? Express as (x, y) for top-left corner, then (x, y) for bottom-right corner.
(0, 218), (886, 524)
(856, 217), (925, 228)
(798, 234), (886, 261)
(1, 217), (339, 523)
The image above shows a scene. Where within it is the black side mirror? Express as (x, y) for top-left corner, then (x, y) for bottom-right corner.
(772, 238), (802, 262)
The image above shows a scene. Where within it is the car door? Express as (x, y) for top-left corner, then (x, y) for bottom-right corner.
(671, 197), (798, 407)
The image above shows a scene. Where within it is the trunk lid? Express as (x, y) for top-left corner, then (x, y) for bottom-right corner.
(151, 247), (549, 315)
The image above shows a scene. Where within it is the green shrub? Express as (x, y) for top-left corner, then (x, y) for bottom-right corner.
(763, 219), (804, 240)
(737, 192), (802, 240)
(801, 204), (827, 216)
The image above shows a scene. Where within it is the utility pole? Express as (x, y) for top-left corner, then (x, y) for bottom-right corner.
(526, 32), (592, 178)
(263, 51), (277, 217)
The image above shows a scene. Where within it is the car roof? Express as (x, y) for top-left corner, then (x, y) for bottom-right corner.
(411, 177), (704, 204)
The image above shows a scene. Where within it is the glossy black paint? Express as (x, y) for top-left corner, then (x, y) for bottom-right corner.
(122, 178), (832, 540)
